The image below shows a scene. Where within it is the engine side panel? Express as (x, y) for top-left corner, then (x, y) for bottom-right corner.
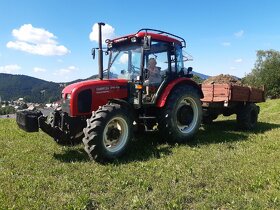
(62, 79), (128, 117)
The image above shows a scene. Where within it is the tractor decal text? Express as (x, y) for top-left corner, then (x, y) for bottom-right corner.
(95, 86), (121, 94)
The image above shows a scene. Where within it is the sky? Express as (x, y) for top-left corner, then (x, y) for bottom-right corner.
(1, 0), (280, 82)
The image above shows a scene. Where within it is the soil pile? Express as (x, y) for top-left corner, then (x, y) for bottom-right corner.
(203, 74), (242, 85)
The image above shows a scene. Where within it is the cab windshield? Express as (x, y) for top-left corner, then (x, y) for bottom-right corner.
(107, 45), (142, 80)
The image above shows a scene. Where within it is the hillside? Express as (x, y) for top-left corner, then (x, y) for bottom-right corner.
(0, 73), (62, 103)
(192, 71), (209, 80)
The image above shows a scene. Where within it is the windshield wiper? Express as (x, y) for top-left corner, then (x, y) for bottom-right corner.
(108, 51), (120, 70)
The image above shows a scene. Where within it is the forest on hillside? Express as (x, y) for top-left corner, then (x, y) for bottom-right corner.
(0, 73), (62, 103)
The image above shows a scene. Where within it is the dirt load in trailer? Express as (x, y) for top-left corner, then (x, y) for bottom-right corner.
(201, 74), (265, 129)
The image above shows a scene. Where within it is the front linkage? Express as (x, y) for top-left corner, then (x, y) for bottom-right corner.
(16, 110), (85, 146)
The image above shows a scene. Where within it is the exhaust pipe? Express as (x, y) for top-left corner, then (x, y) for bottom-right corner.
(98, 22), (105, 80)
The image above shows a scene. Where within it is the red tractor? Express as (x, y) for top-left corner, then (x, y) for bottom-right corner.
(16, 23), (203, 161)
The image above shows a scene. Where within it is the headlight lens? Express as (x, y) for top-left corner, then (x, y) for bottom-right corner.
(131, 37), (137, 42)
(66, 93), (71, 100)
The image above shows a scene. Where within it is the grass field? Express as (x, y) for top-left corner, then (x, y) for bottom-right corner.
(0, 99), (280, 209)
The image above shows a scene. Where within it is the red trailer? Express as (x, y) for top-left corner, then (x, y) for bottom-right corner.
(201, 83), (265, 129)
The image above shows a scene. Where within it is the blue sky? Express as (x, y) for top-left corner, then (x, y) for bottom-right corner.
(1, 0), (280, 82)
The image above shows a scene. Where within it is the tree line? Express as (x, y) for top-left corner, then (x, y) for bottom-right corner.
(0, 106), (15, 115)
(0, 73), (62, 103)
(242, 50), (280, 98)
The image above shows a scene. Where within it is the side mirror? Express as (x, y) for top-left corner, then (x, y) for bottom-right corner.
(91, 48), (95, 60)
(187, 67), (193, 73)
(186, 67), (193, 78)
(143, 35), (151, 50)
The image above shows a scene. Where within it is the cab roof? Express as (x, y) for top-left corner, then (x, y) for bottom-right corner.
(109, 28), (186, 47)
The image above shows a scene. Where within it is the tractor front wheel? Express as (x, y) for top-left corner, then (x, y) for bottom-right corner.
(83, 103), (132, 161)
(158, 85), (202, 143)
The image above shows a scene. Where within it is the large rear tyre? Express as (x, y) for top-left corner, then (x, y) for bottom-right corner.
(236, 103), (259, 130)
(158, 85), (202, 143)
(82, 103), (132, 161)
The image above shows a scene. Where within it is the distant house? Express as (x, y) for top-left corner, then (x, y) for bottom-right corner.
(18, 98), (24, 101)
(28, 105), (35, 111)
(52, 100), (62, 107)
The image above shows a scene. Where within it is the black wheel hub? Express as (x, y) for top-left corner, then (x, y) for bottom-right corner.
(107, 127), (121, 140)
(177, 105), (194, 126)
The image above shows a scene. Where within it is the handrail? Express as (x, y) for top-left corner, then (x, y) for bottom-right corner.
(137, 28), (186, 47)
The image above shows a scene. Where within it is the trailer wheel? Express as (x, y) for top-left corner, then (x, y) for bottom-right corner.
(236, 103), (259, 130)
(82, 103), (132, 161)
(158, 86), (202, 143)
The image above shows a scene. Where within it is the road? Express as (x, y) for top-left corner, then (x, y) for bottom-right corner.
(0, 108), (54, 119)
(0, 114), (16, 119)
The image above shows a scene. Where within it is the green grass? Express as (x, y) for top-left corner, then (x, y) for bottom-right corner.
(0, 99), (280, 209)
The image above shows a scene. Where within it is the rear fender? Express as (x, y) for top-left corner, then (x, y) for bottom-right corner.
(156, 78), (203, 108)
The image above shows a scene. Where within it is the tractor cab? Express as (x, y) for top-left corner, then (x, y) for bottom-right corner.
(103, 29), (192, 105)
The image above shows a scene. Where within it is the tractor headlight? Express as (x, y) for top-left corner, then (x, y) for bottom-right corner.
(131, 37), (137, 43)
(66, 93), (71, 100)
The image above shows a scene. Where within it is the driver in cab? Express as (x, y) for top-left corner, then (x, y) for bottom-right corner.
(144, 58), (162, 100)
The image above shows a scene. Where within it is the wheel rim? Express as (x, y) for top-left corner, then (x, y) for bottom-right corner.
(176, 97), (198, 134)
(103, 116), (128, 153)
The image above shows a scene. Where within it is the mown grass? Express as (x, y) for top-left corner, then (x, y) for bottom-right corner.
(0, 99), (280, 209)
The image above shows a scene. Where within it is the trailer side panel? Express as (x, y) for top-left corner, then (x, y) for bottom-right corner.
(202, 84), (265, 103)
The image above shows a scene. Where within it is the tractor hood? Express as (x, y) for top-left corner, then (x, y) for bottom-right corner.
(61, 79), (129, 117)
(62, 79), (129, 95)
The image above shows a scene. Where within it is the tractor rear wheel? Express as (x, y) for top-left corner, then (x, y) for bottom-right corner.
(82, 103), (132, 161)
(158, 85), (202, 143)
(236, 103), (259, 130)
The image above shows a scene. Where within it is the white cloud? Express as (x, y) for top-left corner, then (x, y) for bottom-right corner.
(54, 66), (78, 76)
(234, 30), (244, 38)
(0, 64), (21, 73)
(230, 66), (236, 70)
(119, 54), (128, 64)
(235, 58), (243, 63)
(6, 24), (70, 56)
(33, 67), (47, 73)
(68, 66), (76, 70)
(89, 23), (115, 44)
(222, 42), (231, 47)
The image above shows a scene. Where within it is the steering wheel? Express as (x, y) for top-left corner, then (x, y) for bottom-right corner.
(130, 65), (141, 76)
